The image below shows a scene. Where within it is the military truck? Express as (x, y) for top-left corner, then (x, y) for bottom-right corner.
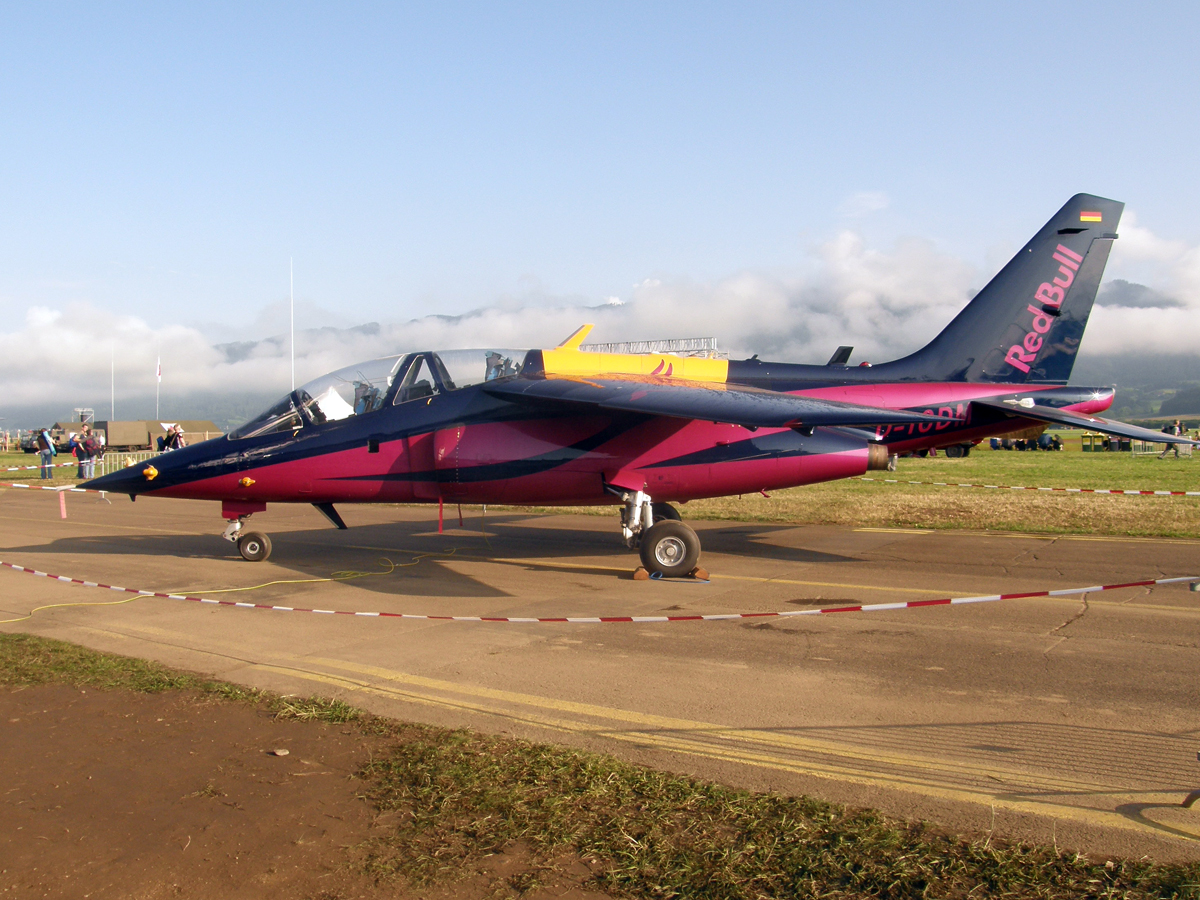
(95, 420), (223, 451)
(19, 423), (75, 453)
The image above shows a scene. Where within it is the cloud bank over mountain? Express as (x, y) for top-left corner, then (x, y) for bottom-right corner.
(3, 216), (1198, 429)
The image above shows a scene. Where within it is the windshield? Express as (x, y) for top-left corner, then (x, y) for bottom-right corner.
(230, 355), (404, 439)
(230, 349), (526, 438)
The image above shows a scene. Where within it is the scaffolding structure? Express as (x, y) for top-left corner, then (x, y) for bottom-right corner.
(579, 337), (723, 358)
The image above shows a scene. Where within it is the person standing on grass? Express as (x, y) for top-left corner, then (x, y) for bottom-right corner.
(36, 427), (55, 478)
(79, 424), (98, 479)
(1158, 419), (1183, 458)
(70, 429), (85, 478)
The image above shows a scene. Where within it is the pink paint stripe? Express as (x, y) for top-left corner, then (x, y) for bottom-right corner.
(1, 559), (1195, 624)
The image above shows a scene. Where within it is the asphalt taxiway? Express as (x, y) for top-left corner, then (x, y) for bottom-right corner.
(2, 488), (1198, 860)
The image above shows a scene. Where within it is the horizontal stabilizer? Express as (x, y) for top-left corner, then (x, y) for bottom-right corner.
(486, 376), (945, 429)
(973, 399), (1198, 445)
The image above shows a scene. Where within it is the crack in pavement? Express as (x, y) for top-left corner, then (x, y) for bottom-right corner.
(1049, 597), (1090, 638)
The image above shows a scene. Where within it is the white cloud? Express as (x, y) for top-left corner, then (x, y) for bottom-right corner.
(837, 190), (890, 219)
(1104, 210), (1200, 306)
(3, 220), (1198, 419)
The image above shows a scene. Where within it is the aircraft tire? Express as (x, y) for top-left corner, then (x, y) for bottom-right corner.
(238, 531), (273, 562)
(651, 502), (682, 522)
(639, 521), (700, 578)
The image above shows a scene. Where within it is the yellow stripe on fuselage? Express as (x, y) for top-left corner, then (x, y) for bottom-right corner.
(540, 347), (730, 384)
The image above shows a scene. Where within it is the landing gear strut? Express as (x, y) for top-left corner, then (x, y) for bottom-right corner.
(222, 516), (273, 562)
(618, 490), (700, 577)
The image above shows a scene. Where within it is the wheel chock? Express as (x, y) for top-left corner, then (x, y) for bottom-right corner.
(690, 566), (710, 581)
(1183, 789), (1200, 809)
(633, 566), (650, 580)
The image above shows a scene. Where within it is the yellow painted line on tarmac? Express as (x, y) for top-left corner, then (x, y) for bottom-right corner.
(279, 657), (1197, 840)
(854, 527), (935, 534)
(303, 656), (1120, 796)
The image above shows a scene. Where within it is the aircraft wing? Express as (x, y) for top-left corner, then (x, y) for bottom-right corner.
(484, 375), (944, 429)
(973, 398), (1199, 445)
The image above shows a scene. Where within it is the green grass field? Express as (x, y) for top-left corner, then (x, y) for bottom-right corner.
(4, 446), (1197, 538)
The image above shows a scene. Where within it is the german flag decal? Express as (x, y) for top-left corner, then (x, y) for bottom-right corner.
(1079, 211), (1103, 222)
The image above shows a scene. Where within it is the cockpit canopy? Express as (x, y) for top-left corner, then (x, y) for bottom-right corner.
(229, 348), (526, 440)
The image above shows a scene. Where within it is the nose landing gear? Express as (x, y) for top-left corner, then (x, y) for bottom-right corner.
(222, 516), (273, 562)
(618, 490), (700, 578)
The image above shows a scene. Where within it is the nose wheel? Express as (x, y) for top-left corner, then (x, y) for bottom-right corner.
(237, 531), (272, 562)
(618, 489), (701, 577)
(222, 516), (273, 562)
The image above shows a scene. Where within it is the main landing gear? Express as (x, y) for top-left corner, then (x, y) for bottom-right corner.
(618, 490), (701, 578)
(222, 516), (273, 562)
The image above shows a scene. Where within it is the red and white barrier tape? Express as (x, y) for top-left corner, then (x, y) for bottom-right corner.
(860, 477), (1200, 497)
(4, 462), (77, 472)
(3, 483), (97, 493)
(0, 559), (1194, 624)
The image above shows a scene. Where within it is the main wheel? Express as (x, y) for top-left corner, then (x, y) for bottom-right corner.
(651, 502), (681, 522)
(944, 444), (963, 458)
(238, 531), (272, 562)
(639, 521), (700, 578)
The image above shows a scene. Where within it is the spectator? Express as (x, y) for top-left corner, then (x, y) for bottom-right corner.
(164, 424), (188, 450)
(70, 430), (85, 478)
(80, 425), (99, 479)
(1158, 419), (1183, 459)
(36, 427), (56, 478)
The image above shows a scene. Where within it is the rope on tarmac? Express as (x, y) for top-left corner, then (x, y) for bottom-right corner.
(859, 477), (1200, 496)
(0, 559), (1194, 624)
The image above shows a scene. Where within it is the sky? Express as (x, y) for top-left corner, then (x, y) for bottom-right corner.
(2, 2), (1200, 425)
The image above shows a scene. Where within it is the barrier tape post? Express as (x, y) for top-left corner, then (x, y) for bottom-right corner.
(0, 559), (1195, 625)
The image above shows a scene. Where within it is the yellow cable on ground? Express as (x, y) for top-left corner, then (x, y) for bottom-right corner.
(0, 595), (142, 625)
(165, 548), (465, 596)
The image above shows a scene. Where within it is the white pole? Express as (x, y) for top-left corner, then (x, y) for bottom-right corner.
(290, 257), (295, 391)
(156, 352), (160, 419)
(111, 343), (115, 420)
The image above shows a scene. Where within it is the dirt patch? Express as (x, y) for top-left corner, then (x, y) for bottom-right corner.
(0, 684), (604, 900)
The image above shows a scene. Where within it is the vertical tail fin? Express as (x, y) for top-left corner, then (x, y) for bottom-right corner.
(879, 194), (1123, 384)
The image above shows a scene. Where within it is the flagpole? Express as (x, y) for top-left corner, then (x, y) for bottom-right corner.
(290, 257), (295, 391)
(111, 344), (115, 420)
(156, 353), (160, 419)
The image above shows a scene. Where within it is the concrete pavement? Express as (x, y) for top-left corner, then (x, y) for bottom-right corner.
(2, 487), (1199, 860)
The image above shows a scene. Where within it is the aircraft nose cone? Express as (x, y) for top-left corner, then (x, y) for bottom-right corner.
(81, 459), (162, 495)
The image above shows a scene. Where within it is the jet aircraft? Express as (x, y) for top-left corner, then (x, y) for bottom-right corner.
(85, 194), (1196, 576)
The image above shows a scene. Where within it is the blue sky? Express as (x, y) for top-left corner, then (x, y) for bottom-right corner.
(3, 1), (1199, 334)
(2, 3), (1200, 425)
